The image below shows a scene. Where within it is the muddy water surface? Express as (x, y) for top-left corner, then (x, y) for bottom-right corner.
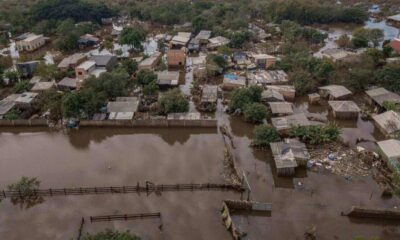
(0, 102), (399, 239)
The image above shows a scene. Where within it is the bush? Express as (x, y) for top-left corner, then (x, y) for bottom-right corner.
(229, 85), (263, 112)
(143, 81), (159, 96)
(251, 125), (280, 147)
(243, 103), (268, 123)
(159, 88), (189, 114)
(3, 108), (21, 120)
(13, 80), (30, 93)
(289, 124), (341, 145)
(82, 229), (141, 240)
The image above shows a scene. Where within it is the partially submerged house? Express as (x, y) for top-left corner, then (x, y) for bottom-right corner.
(319, 85), (352, 100)
(267, 85), (296, 102)
(268, 102), (294, 116)
(251, 54), (276, 69)
(15, 32), (46, 52)
(270, 139), (310, 177)
(57, 53), (87, 70)
(372, 110), (400, 136)
(365, 87), (400, 111)
(222, 73), (246, 90)
(261, 89), (285, 103)
(75, 60), (96, 80)
(195, 30), (212, 44)
(57, 77), (78, 90)
(199, 85), (218, 112)
(14, 92), (38, 108)
(138, 52), (162, 70)
(320, 48), (361, 62)
(387, 14), (400, 27)
(78, 34), (99, 47)
(156, 71), (180, 87)
(232, 52), (249, 69)
(377, 139), (400, 172)
(271, 113), (314, 134)
(167, 49), (186, 68)
(328, 101), (360, 120)
(31, 81), (56, 93)
(170, 32), (191, 48)
(248, 70), (288, 86)
(89, 55), (117, 71)
(208, 36), (230, 49)
(16, 61), (39, 78)
(107, 97), (139, 120)
(0, 99), (16, 119)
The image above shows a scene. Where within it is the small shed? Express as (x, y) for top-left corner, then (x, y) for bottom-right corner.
(365, 87), (400, 111)
(372, 110), (400, 136)
(208, 36), (230, 49)
(138, 52), (162, 70)
(268, 102), (294, 116)
(261, 89), (285, 103)
(57, 77), (78, 90)
(199, 85), (218, 112)
(248, 70), (288, 86)
(222, 74), (246, 90)
(308, 93), (320, 105)
(156, 71), (180, 87)
(167, 50), (186, 68)
(31, 81), (56, 93)
(107, 97), (139, 120)
(195, 30), (212, 44)
(271, 113), (315, 134)
(14, 92), (38, 108)
(377, 139), (400, 172)
(328, 101), (360, 120)
(319, 85), (352, 100)
(267, 85), (295, 102)
(252, 54), (276, 69)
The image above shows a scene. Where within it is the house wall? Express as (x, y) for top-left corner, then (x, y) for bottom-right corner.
(332, 111), (359, 120)
(277, 167), (295, 177)
(16, 37), (45, 52)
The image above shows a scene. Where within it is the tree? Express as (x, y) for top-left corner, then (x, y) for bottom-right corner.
(159, 88), (189, 114)
(243, 103), (268, 123)
(7, 176), (43, 208)
(290, 69), (316, 96)
(368, 28), (384, 48)
(336, 34), (352, 48)
(34, 89), (63, 121)
(62, 89), (105, 119)
(251, 125), (280, 147)
(84, 70), (131, 100)
(121, 59), (138, 76)
(3, 108), (21, 120)
(5, 70), (20, 84)
(136, 69), (156, 86)
(229, 85), (263, 112)
(13, 80), (30, 93)
(35, 63), (60, 80)
(119, 27), (147, 51)
(143, 81), (159, 96)
(289, 124), (341, 145)
(375, 64), (400, 93)
(82, 229), (141, 240)
(211, 55), (228, 69)
(352, 28), (369, 48)
(229, 31), (252, 49)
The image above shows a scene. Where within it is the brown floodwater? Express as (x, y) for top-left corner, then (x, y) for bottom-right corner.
(0, 98), (400, 239)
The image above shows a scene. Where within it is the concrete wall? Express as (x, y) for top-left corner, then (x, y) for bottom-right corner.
(0, 119), (48, 127)
(79, 119), (217, 128)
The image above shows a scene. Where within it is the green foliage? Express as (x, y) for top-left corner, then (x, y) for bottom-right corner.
(82, 229), (141, 240)
(7, 176), (43, 209)
(62, 89), (106, 119)
(382, 101), (400, 112)
(211, 55), (228, 69)
(13, 80), (30, 93)
(243, 103), (268, 123)
(289, 124), (341, 145)
(291, 69), (316, 96)
(217, 45), (232, 56)
(30, 0), (114, 24)
(3, 108), (21, 120)
(5, 70), (20, 84)
(35, 63), (60, 80)
(229, 85), (263, 111)
(375, 64), (400, 93)
(136, 69), (157, 86)
(120, 27), (147, 51)
(159, 88), (189, 114)
(252, 125), (280, 147)
(229, 31), (252, 49)
(54, 19), (98, 52)
(84, 70), (131, 100)
(352, 28), (384, 48)
(143, 81), (159, 96)
(34, 89), (64, 121)
(266, 0), (367, 25)
(336, 34), (352, 48)
(121, 59), (138, 76)
(281, 21), (326, 44)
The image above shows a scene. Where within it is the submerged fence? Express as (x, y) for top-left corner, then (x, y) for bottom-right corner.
(0, 182), (245, 200)
(90, 212), (161, 223)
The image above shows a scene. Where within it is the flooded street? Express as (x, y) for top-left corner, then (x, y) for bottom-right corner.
(1, 102), (400, 239)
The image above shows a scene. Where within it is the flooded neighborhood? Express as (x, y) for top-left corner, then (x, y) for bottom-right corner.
(1, 0), (400, 239)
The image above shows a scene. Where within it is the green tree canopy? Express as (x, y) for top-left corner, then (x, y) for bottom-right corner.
(251, 125), (280, 147)
(120, 27), (147, 51)
(159, 88), (189, 114)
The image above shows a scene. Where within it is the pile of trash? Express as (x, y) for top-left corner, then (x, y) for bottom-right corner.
(307, 142), (378, 177)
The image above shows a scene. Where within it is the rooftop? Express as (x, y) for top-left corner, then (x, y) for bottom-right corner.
(89, 55), (116, 67)
(167, 112), (201, 120)
(271, 113), (313, 131)
(261, 89), (285, 102)
(248, 70), (288, 85)
(223, 74), (246, 86)
(195, 30), (212, 40)
(58, 77), (78, 88)
(201, 85), (218, 103)
(366, 87), (400, 107)
(58, 53), (86, 68)
(270, 138), (310, 169)
(157, 71), (180, 86)
(208, 36), (230, 48)
(319, 85), (352, 99)
(373, 110), (400, 135)
(107, 98), (139, 114)
(328, 101), (360, 112)
(0, 100), (15, 115)
(77, 60), (96, 71)
(377, 139), (400, 160)
(31, 81), (56, 91)
(15, 92), (38, 104)
(268, 102), (294, 115)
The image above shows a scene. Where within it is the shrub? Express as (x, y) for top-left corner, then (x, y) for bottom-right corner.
(143, 81), (159, 96)
(159, 88), (189, 114)
(243, 103), (268, 123)
(13, 80), (30, 93)
(289, 124), (341, 145)
(229, 85), (263, 112)
(3, 108), (21, 120)
(252, 125), (280, 147)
